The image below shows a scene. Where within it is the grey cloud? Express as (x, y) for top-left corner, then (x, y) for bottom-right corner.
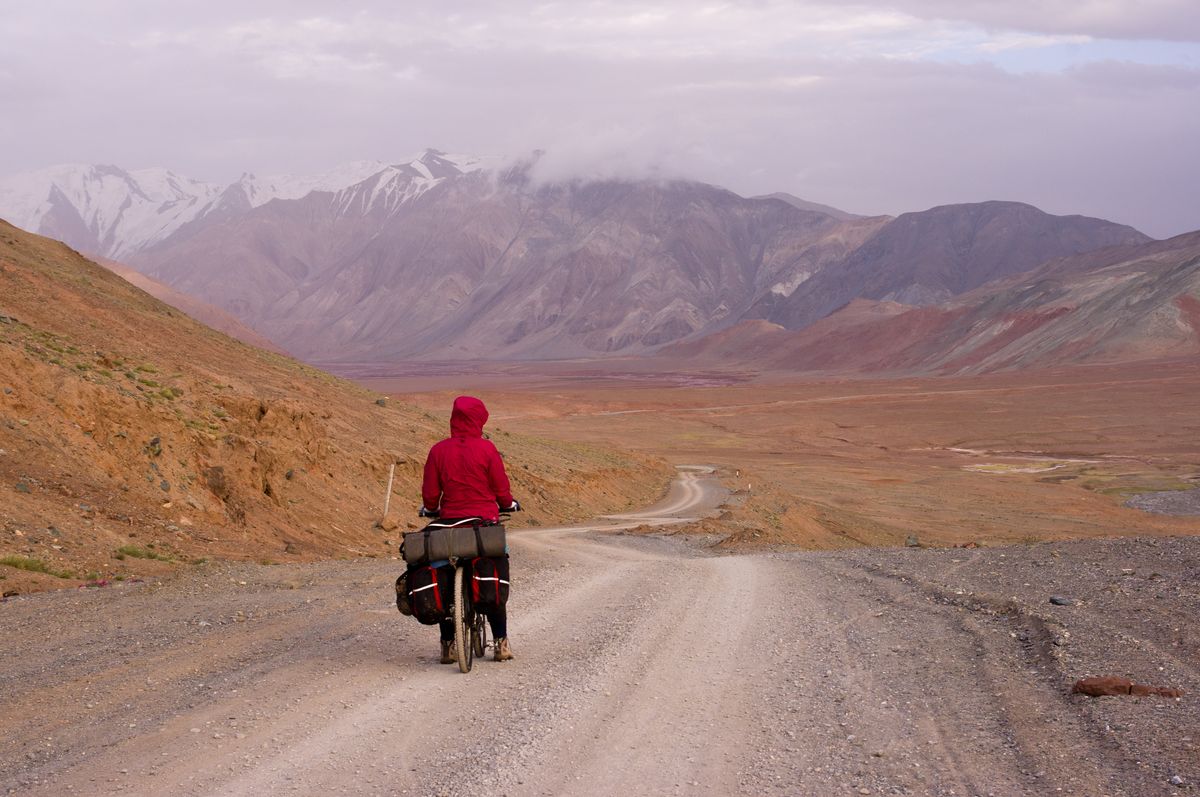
(874, 0), (1200, 42)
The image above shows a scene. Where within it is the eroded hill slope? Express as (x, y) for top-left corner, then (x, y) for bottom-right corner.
(0, 221), (663, 593)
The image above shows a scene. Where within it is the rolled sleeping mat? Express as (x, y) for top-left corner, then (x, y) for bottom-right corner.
(402, 523), (506, 565)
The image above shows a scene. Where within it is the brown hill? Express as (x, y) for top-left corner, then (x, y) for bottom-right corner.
(679, 232), (1200, 375)
(0, 221), (663, 593)
(753, 201), (1151, 331)
(95, 256), (285, 354)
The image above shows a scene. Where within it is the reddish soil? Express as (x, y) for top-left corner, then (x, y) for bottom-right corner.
(1179, 294), (1200, 337)
(941, 306), (1073, 371)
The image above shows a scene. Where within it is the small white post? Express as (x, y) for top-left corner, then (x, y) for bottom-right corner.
(383, 462), (396, 516)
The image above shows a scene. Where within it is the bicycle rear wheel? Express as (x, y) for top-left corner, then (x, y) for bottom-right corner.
(453, 565), (472, 673)
(472, 611), (487, 658)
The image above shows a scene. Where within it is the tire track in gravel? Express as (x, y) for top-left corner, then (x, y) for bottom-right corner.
(3, 466), (1192, 796)
(1, 466), (730, 797)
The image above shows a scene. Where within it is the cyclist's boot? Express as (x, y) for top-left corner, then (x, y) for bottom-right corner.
(439, 640), (455, 664)
(494, 637), (514, 662)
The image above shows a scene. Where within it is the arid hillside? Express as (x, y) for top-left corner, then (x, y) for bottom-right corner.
(751, 200), (1149, 330)
(95, 256), (286, 354)
(0, 221), (664, 594)
(668, 231), (1200, 375)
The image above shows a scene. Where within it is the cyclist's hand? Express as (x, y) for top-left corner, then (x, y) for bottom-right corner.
(418, 507), (440, 519)
(499, 499), (521, 512)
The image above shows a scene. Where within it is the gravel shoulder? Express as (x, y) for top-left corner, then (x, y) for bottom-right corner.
(1127, 488), (1200, 516)
(0, 469), (1196, 796)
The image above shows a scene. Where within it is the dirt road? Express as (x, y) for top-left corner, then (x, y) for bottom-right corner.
(1, 468), (1195, 796)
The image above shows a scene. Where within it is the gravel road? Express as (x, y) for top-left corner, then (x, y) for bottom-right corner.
(1, 468), (1195, 796)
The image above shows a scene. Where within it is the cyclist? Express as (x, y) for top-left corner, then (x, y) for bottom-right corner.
(421, 395), (518, 663)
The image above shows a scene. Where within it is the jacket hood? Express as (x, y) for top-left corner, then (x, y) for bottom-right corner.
(449, 395), (488, 438)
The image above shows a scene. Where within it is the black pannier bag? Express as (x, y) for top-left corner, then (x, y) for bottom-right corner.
(470, 555), (510, 607)
(402, 521), (506, 565)
(405, 563), (456, 625)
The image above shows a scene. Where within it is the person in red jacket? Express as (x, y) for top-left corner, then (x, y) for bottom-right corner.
(422, 395), (519, 662)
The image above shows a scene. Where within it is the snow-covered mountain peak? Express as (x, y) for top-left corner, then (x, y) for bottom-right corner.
(327, 151), (504, 215)
(0, 151), (501, 257)
(234, 160), (390, 208)
(0, 163), (222, 257)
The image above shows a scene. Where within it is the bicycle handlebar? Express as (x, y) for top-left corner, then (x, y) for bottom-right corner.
(418, 499), (521, 519)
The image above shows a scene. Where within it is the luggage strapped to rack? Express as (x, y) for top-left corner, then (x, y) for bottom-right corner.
(400, 517), (506, 565)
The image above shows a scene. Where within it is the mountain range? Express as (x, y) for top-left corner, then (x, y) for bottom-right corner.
(1, 150), (1193, 372)
(665, 231), (1200, 374)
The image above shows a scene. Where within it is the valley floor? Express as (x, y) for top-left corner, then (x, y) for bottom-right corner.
(361, 358), (1200, 551)
(1, 469), (1195, 796)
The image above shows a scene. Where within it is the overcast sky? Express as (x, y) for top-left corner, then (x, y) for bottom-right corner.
(2, 1), (1197, 237)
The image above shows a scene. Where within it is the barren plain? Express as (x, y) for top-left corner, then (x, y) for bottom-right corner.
(359, 357), (1200, 551)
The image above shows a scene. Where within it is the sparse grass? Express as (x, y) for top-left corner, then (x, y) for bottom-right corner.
(0, 555), (74, 579)
(114, 545), (175, 562)
(1079, 472), (1195, 497)
(135, 364), (158, 374)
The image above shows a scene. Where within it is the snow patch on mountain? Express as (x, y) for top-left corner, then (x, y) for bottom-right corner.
(0, 149), (502, 258)
(236, 160), (389, 208)
(0, 164), (222, 257)
(770, 270), (814, 297)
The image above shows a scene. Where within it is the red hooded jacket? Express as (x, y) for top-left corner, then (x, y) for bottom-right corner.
(422, 396), (514, 521)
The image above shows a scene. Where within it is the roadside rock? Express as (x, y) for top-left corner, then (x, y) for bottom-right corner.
(1072, 676), (1184, 698)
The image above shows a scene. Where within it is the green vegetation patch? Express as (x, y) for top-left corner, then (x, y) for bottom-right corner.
(114, 545), (175, 562)
(0, 555), (75, 579)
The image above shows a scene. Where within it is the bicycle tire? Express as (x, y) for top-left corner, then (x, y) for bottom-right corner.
(454, 565), (472, 673)
(472, 611), (486, 658)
